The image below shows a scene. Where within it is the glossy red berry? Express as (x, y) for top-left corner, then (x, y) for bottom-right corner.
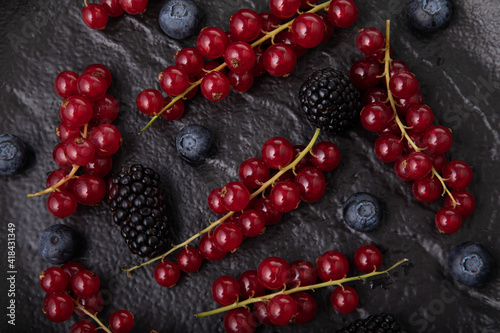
(83, 64), (112, 89)
(253, 197), (283, 225)
(61, 262), (86, 282)
(267, 294), (298, 326)
(426, 153), (447, 174)
(212, 275), (240, 306)
(317, 12), (334, 43)
(287, 260), (317, 288)
(269, 0), (301, 19)
(292, 145), (313, 171)
(84, 154), (113, 177)
(224, 41), (256, 74)
(395, 91), (423, 116)
(65, 138), (95, 166)
(175, 47), (205, 75)
(109, 310), (134, 333)
(81, 4), (108, 30)
(435, 208), (462, 233)
(159, 66), (190, 96)
(72, 174), (106, 205)
(356, 27), (385, 54)
(238, 209), (266, 237)
(47, 190), (78, 218)
(44, 292), (74, 322)
(270, 181), (301, 212)
(71, 320), (96, 333)
(261, 136), (293, 169)
(161, 96), (185, 121)
(119, 0), (148, 14)
(330, 285), (358, 313)
(223, 308), (257, 333)
(442, 160), (473, 189)
(263, 43), (297, 77)
(238, 157), (270, 189)
(310, 141), (341, 171)
(176, 247), (203, 273)
(77, 72), (108, 102)
(406, 104), (434, 133)
(361, 87), (388, 107)
(257, 256), (290, 290)
(360, 102), (394, 132)
(220, 181), (250, 211)
(389, 71), (419, 99)
(291, 13), (325, 48)
(445, 190), (476, 218)
(258, 12), (282, 42)
(423, 125), (453, 155)
(46, 168), (76, 192)
(412, 175), (443, 203)
(230, 9), (262, 42)
(208, 188), (229, 215)
(136, 89), (164, 115)
(316, 250), (349, 281)
(88, 123), (121, 156)
(406, 151), (433, 180)
(238, 270), (266, 299)
(253, 301), (273, 325)
(213, 223), (243, 252)
(197, 27), (229, 59)
(72, 270), (100, 298)
(374, 134), (403, 163)
(328, 0), (358, 28)
(199, 233), (227, 261)
(201, 71), (231, 101)
(40, 267), (69, 293)
(350, 58), (382, 90)
(291, 291), (318, 325)
(75, 291), (104, 318)
(403, 130), (425, 153)
(55, 71), (79, 99)
(92, 94), (119, 123)
(275, 30), (307, 58)
(294, 167), (326, 202)
(60, 95), (93, 127)
(101, 0), (124, 17)
(354, 245), (383, 273)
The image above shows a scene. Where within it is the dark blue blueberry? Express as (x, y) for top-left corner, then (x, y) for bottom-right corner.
(176, 124), (213, 163)
(159, 0), (204, 40)
(38, 224), (81, 265)
(342, 192), (383, 232)
(408, 0), (452, 33)
(0, 134), (28, 176)
(448, 241), (494, 287)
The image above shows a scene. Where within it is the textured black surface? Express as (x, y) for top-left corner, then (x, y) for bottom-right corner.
(1, 0), (499, 332)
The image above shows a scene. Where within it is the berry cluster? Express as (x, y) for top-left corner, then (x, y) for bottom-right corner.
(81, 0), (148, 30)
(124, 130), (338, 283)
(195, 246), (406, 333)
(40, 262), (134, 333)
(27, 64), (122, 218)
(137, 0), (359, 133)
(351, 21), (475, 234)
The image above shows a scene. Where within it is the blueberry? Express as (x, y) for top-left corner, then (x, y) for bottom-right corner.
(342, 192), (383, 232)
(38, 224), (81, 265)
(0, 134), (28, 176)
(408, 0), (452, 33)
(176, 124), (213, 163)
(448, 241), (494, 287)
(159, 0), (204, 40)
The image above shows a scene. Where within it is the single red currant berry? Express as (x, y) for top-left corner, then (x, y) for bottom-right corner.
(43, 292), (74, 322)
(75, 291), (104, 318)
(269, 0), (301, 19)
(412, 175), (443, 203)
(230, 9), (262, 42)
(65, 137), (96, 166)
(92, 94), (119, 123)
(197, 27), (229, 59)
(81, 3), (108, 30)
(238, 209), (266, 237)
(175, 47), (205, 76)
(253, 301), (273, 325)
(389, 59), (410, 78)
(374, 134), (403, 163)
(287, 260), (317, 288)
(291, 291), (318, 325)
(223, 308), (257, 333)
(212, 275), (240, 306)
(275, 30), (308, 58)
(350, 58), (382, 90)
(73, 174), (106, 205)
(55, 71), (79, 99)
(176, 247), (203, 273)
(224, 41), (256, 74)
(291, 13), (325, 48)
(253, 197), (283, 225)
(442, 160), (473, 189)
(361, 87), (388, 107)
(406, 152), (433, 180)
(238, 157), (270, 189)
(261, 136), (293, 169)
(426, 153), (447, 174)
(316, 250), (349, 281)
(395, 91), (423, 116)
(403, 130), (425, 153)
(83, 64), (112, 89)
(445, 190), (476, 218)
(161, 96), (185, 121)
(356, 27), (385, 54)
(379, 120), (402, 137)
(330, 285), (358, 313)
(310, 141), (341, 171)
(40, 267), (69, 293)
(435, 208), (462, 233)
(270, 181), (301, 212)
(257, 256), (290, 290)
(84, 154), (113, 177)
(71, 320), (96, 333)
(59, 95), (93, 127)
(62, 262), (86, 282)
(119, 0), (148, 15)
(389, 71), (419, 99)
(109, 310), (134, 333)
(77, 72), (108, 102)
(213, 223), (243, 252)
(72, 270), (100, 298)
(328, 0), (358, 28)
(88, 123), (121, 156)
(200, 71), (231, 101)
(267, 294), (298, 326)
(406, 104), (434, 133)
(136, 89), (164, 115)
(101, 0), (124, 17)
(294, 167), (326, 202)
(228, 69), (255, 93)
(46, 168), (76, 192)
(292, 145), (313, 171)
(317, 12), (334, 43)
(159, 66), (190, 96)
(208, 188), (229, 215)
(354, 245), (383, 273)
(423, 125), (453, 155)
(47, 190), (78, 218)
(360, 102), (394, 132)
(258, 12), (282, 42)
(199, 233), (227, 261)
(263, 43), (297, 77)
(220, 181), (250, 211)
(238, 270), (266, 299)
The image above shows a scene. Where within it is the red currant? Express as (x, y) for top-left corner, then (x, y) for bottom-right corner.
(225, 41), (256, 74)
(83, 64), (112, 89)
(435, 208), (462, 233)
(316, 250), (349, 281)
(175, 47), (205, 76)
(154, 261), (180, 287)
(253, 301), (273, 325)
(350, 58), (382, 90)
(310, 141), (341, 171)
(294, 167), (326, 202)
(119, 0), (147, 14)
(77, 72), (108, 102)
(406, 104), (434, 132)
(263, 43), (297, 77)
(412, 175), (443, 203)
(238, 157), (270, 189)
(361, 87), (388, 107)
(201, 71), (231, 101)
(71, 320), (96, 333)
(291, 13), (325, 48)
(445, 190), (475, 218)
(89, 123), (121, 156)
(46, 168), (76, 192)
(257, 256), (290, 290)
(213, 223), (243, 252)
(65, 138), (95, 166)
(223, 308), (257, 333)
(73, 174), (106, 205)
(238, 209), (266, 237)
(136, 89), (163, 115)
(84, 154), (113, 177)
(161, 96), (185, 121)
(374, 134), (403, 163)
(238, 270), (266, 299)
(354, 245), (383, 273)
(423, 125), (453, 155)
(426, 153), (447, 174)
(61, 262), (86, 282)
(228, 70), (254, 93)
(92, 94), (119, 123)
(59, 95), (93, 127)
(442, 160), (473, 189)
(292, 145), (313, 172)
(389, 71), (419, 99)
(300, 0), (319, 8)
(267, 294), (298, 326)
(253, 197), (283, 225)
(197, 27), (229, 59)
(159, 66), (190, 96)
(72, 270), (100, 298)
(43, 292), (74, 322)
(176, 247), (203, 273)
(403, 130), (425, 153)
(81, 3), (108, 30)
(330, 285), (358, 313)
(261, 136), (293, 169)
(275, 30), (307, 58)
(220, 181), (250, 211)
(395, 91), (423, 116)
(291, 291), (317, 325)
(251, 48), (266, 76)
(229, 9), (262, 42)
(54, 71), (79, 99)
(199, 233), (227, 261)
(287, 260), (317, 288)
(75, 291), (104, 318)
(269, 0), (301, 19)
(389, 59), (410, 78)
(212, 275), (240, 306)
(360, 102), (394, 132)
(40, 267), (69, 293)
(101, 0), (124, 17)
(406, 152), (433, 180)
(109, 309), (134, 333)
(356, 27), (384, 54)
(328, 0), (358, 28)
(317, 12), (334, 43)
(270, 181), (301, 212)
(258, 12), (282, 42)
(47, 190), (78, 217)
(208, 188), (229, 215)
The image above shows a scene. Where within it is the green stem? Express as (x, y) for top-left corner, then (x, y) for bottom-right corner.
(195, 258), (409, 318)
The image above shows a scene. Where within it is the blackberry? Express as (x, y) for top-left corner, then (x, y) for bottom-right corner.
(336, 313), (401, 333)
(107, 164), (169, 258)
(299, 68), (361, 134)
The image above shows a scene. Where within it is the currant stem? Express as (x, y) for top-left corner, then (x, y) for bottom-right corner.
(195, 258), (409, 318)
(137, 1), (333, 135)
(381, 20), (457, 206)
(122, 128), (321, 275)
(72, 297), (112, 333)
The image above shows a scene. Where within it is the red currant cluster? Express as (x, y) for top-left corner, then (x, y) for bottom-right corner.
(137, 0), (358, 133)
(81, 0), (148, 30)
(27, 64), (122, 219)
(350, 22), (475, 234)
(40, 262), (134, 333)
(195, 245), (403, 332)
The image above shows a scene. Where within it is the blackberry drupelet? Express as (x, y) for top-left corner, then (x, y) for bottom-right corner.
(107, 164), (169, 258)
(336, 313), (401, 333)
(299, 68), (361, 134)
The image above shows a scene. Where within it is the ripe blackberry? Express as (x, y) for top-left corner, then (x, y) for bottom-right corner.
(107, 164), (169, 258)
(336, 313), (402, 333)
(299, 68), (361, 134)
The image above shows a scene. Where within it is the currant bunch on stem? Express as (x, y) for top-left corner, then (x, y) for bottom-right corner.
(40, 262), (136, 333)
(27, 64), (122, 218)
(352, 20), (475, 234)
(81, 0), (147, 30)
(194, 246), (407, 333)
(137, 0), (359, 134)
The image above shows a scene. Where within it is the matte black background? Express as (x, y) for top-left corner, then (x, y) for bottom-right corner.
(1, 0), (499, 332)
